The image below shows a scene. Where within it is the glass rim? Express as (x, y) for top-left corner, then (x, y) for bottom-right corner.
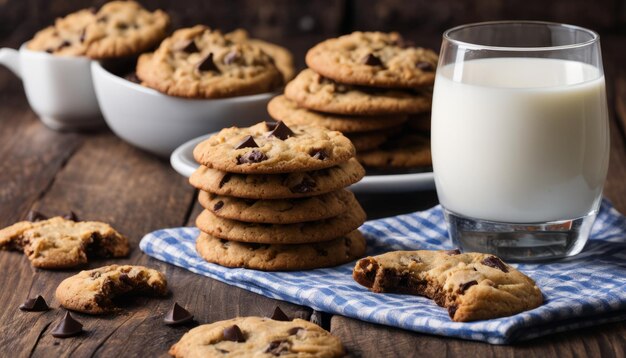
(443, 20), (600, 51)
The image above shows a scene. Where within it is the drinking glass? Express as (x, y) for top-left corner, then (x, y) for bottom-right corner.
(431, 21), (610, 260)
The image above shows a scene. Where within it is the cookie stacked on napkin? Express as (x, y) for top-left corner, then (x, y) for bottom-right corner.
(269, 31), (436, 169)
(189, 121), (367, 271)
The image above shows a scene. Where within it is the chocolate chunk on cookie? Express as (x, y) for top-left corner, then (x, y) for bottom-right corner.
(306, 31), (438, 88)
(353, 250), (543, 322)
(0, 217), (129, 269)
(56, 265), (168, 314)
(169, 317), (344, 357)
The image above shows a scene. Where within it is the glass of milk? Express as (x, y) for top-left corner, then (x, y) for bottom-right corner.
(431, 21), (610, 260)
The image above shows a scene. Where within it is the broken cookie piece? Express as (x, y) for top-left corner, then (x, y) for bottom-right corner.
(55, 264), (168, 314)
(0, 216), (129, 269)
(353, 250), (543, 322)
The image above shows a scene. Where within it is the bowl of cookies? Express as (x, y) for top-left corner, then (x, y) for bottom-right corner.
(92, 26), (294, 157)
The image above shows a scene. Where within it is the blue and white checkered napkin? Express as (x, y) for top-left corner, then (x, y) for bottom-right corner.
(140, 199), (626, 344)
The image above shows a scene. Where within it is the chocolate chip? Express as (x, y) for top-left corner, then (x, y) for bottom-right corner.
(290, 177), (316, 193)
(51, 311), (83, 338)
(267, 121), (294, 140)
(213, 201), (224, 211)
(63, 211), (79, 222)
(217, 349), (229, 354)
(26, 210), (47, 222)
(361, 53), (383, 66)
(196, 53), (220, 73)
(218, 173), (232, 188)
(448, 305), (458, 319)
(125, 72), (142, 84)
(117, 23), (129, 30)
(270, 306), (289, 321)
(265, 121), (278, 131)
(223, 325), (245, 342)
(224, 49), (240, 64)
(309, 149), (327, 160)
(459, 280), (478, 294)
(45, 49), (54, 54)
(164, 302), (194, 325)
(176, 39), (199, 53)
(287, 326), (304, 335)
(235, 135), (259, 149)
(481, 256), (509, 273)
(237, 150), (268, 164)
(19, 295), (49, 311)
(416, 61), (434, 71)
(57, 40), (71, 51)
(265, 340), (291, 355)
(118, 273), (133, 285)
(445, 249), (461, 256)
(79, 29), (86, 43)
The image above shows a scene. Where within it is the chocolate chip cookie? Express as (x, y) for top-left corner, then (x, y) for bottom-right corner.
(195, 205), (366, 244)
(137, 25), (283, 98)
(353, 250), (543, 322)
(169, 316), (345, 357)
(196, 230), (365, 271)
(190, 158), (365, 199)
(268, 95), (408, 133)
(285, 69), (432, 116)
(306, 31), (438, 88)
(357, 134), (432, 168)
(28, 1), (169, 59)
(193, 121), (355, 174)
(198, 189), (356, 224)
(56, 265), (168, 314)
(0, 216), (129, 269)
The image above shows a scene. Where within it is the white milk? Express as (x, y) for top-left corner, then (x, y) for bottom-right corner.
(431, 58), (610, 223)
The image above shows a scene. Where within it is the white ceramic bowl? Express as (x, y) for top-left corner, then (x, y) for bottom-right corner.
(91, 61), (277, 157)
(0, 44), (103, 130)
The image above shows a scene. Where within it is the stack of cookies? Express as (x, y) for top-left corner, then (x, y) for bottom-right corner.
(189, 121), (368, 271)
(268, 31), (437, 170)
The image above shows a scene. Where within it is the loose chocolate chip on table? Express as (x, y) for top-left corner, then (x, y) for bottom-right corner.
(459, 280), (478, 294)
(237, 150), (268, 164)
(63, 211), (79, 222)
(26, 210), (47, 222)
(223, 324), (245, 342)
(416, 61), (434, 71)
(224, 49), (240, 64)
(265, 340), (291, 355)
(270, 306), (289, 321)
(164, 302), (194, 325)
(197, 53), (220, 73)
(309, 149), (327, 160)
(447, 305), (458, 319)
(287, 326), (304, 335)
(176, 39), (199, 53)
(213, 201), (224, 211)
(361, 53), (383, 66)
(267, 121), (294, 140)
(290, 177), (316, 194)
(19, 295), (49, 311)
(51, 311), (83, 338)
(445, 249), (461, 255)
(235, 135), (259, 149)
(481, 256), (509, 273)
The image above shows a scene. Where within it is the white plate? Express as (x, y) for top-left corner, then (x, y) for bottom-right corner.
(170, 134), (435, 193)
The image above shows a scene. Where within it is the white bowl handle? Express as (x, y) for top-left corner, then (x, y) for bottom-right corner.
(0, 48), (21, 78)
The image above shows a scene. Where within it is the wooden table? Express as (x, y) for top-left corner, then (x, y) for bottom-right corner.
(1, 56), (625, 358)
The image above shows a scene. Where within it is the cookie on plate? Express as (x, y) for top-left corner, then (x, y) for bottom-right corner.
(227, 29), (295, 82)
(193, 121), (355, 174)
(196, 230), (365, 271)
(137, 25), (283, 98)
(285, 69), (432, 116)
(28, 1), (169, 59)
(357, 134), (432, 168)
(268, 95), (408, 133)
(306, 31), (438, 88)
(169, 316), (345, 357)
(195, 206), (366, 244)
(353, 250), (543, 322)
(198, 189), (355, 224)
(56, 265), (168, 314)
(0, 216), (129, 269)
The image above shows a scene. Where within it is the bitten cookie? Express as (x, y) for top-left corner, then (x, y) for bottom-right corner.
(189, 158), (365, 199)
(268, 95), (408, 133)
(353, 250), (543, 322)
(28, 1), (169, 59)
(285, 69), (432, 116)
(196, 230), (366, 271)
(0, 217), (129, 269)
(56, 265), (168, 314)
(357, 134), (432, 168)
(196, 206), (366, 244)
(306, 31), (438, 88)
(193, 121), (355, 174)
(136, 25), (283, 98)
(198, 189), (356, 224)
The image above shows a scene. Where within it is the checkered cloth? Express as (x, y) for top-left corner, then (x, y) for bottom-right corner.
(140, 199), (626, 344)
